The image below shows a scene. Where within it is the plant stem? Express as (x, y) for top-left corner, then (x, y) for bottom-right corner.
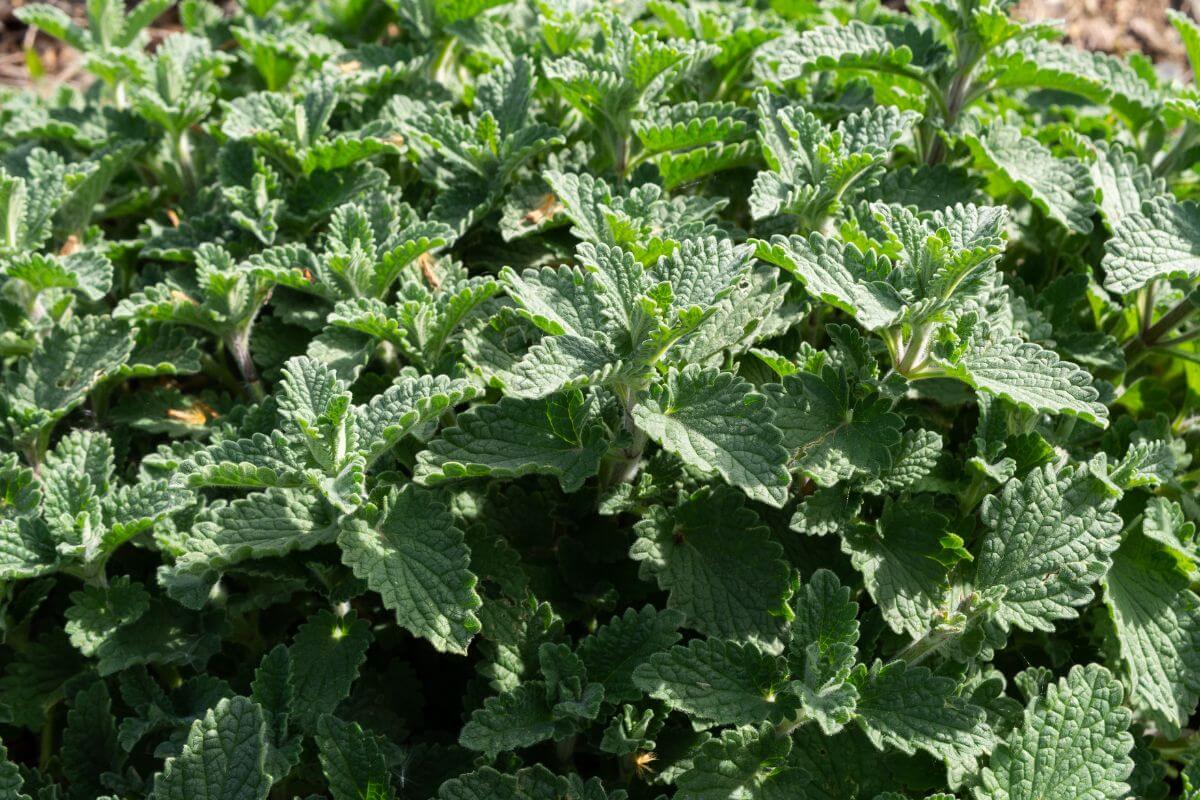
(1138, 280), (1157, 336)
(897, 324), (933, 375)
(39, 705), (56, 771)
(201, 351), (245, 396)
(1123, 294), (1199, 365)
(607, 383), (648, 486)
(174, 129), (196, 195)
(894, 626), (957, 667)
(226, 329), (264, 400)
(925, 42), (982, 165)
(556, 734), (577, 766)
(432, 38), (458, 86)
(773, 709), (809, 737)
(1154, 122), (1196, 178)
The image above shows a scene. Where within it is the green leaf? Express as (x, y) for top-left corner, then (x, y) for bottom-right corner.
(0, 516), (55, 580)
(164, 489), (339, 606)
(843, 503), (951, 638)
(634, 102), (754, 154)
(338, 485), (481, 654)
(634, 638), (797, 725)
(435, 765), (619, 800)
(634, 365), (790, 507)
(576, 605), (684, 705)
(459, 682), (556, 758)
(505, 334), (623, 399)
(988, 38), (1157, 124)
(765, 368), (903, 486)
(149, 696), (272, 800)
(174, 434), (307, 491)
(675, 722), (810, 800)
(13, 4), (87, 49)
(862, 429), (943, 494)
(772, 21), (937, 78)
(753, 234), (903, 330)
(1103, 197), (1200, 295)
(5, 316), (134, 446)
(62, 681), (122, 800)
(961, 124), (1095, 234)
(1103, 530), (1200, 738)
(288, 610), (372, 732)
(64, 577), (151, 656)
(93, 597), (223, 676)
(974, 464), (1122, 633)
(1086, 141), (1164, 230)
(853, 660), (993, 783)
(415, 390), (609, 492)
(0, 741), (31, 800)
(938, 327), (1109, 428)
(974, 665), (1133, 800)
(751, 92), (918, 225)
(356, 374), (479, 464)
(788, 569), (860, 734)
(631, 486), (792, 651)
(316, 715), (394, 800)
(251, 645), (300, 779)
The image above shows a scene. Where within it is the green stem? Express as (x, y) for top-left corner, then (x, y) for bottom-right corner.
(925, 45), (982, 166)
(1123, 293), (1200, 366)
(174, 129), (196, 195)
(608, 383), (649, 486)
(773, 709), (809, 737)
(1158, 328), (1200, 347)
(201, 351), (245, 396)
(959, 472), (989, 515)
(39, 705), (56, 771)
(896, 324), (933, 375)
(432, 38), (458, 86)
(894, 625), (957, 667)
(1154, 122), (1197, 178)
(1138, 281), (1157, 336)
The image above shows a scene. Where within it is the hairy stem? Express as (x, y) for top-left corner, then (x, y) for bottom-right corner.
(773, 709), (809, 737)
(606, 383), (649, 486)
(226, 329), (264, 400)
(925, 41), (981, 165)
(893, 626), (958, 667)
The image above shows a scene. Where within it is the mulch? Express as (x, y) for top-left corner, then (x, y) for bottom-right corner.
(1016, 0), (1199, 80)
(0, 0), (1197, 87)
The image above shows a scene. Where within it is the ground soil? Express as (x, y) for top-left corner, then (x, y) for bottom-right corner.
(1015, 0), (1198, 79)
(0, 0), (1196, 87)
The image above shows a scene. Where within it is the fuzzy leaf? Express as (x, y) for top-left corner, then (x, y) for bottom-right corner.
(149, 696), (271, 800)
(1103, 197), (1200, 294)
(634, 365), (790, 507)
(631, 486), (792, 651)
(1103, 531), (1200, 738)
(975, 464), (1123, 632)
(338, 485), (482, 654)
(634, 638), (798, 725)
(288, 610), (372, 732)
(416, 390), (608, 492)
(974, 665), (1133, 800)
(316, 715), (394, 800)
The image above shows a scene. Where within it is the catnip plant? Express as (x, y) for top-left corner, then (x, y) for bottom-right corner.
(0, 0), (1199, 798)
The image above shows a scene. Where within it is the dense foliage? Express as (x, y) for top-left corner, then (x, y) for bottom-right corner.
(2, 0), (1200, 797)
